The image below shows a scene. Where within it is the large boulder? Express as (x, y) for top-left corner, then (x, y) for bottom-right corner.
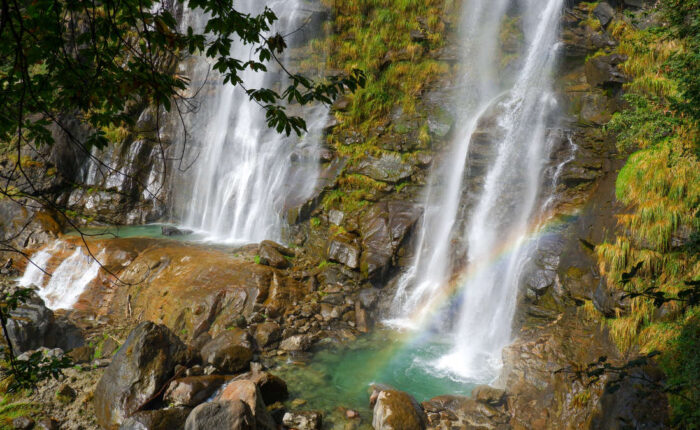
(164, 375), (232, 407)
(360, 201), (422, 280)
(5, 291), (84, 353)
(200, 329), (254, 373)
(118, 407), (191, 430)
(93, 322), (188, 429)
(184, 400), (254, 430)
(258, 243), (289, 269)
(371, 388), (426, 430)
(218, 380), (276, 430)
(253, 322), (281, 348)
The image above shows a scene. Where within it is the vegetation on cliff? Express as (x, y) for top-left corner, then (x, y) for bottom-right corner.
(595, 0), (699, 425)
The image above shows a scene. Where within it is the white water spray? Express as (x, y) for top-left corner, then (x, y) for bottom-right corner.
(393, 0), (565, 382)
(19, 244), (103, 310)
(171, 0), (326, 244)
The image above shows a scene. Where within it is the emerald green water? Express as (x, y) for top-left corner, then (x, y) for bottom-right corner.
(64, 224), (205, 241)
(273, 330), (474, 429)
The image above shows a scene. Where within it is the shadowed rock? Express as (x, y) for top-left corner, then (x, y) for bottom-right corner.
(94, 322), (188, 429)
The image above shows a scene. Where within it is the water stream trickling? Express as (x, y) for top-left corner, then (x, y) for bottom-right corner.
(170, 0), (327, 244)
(391, 0), (565, 383)
(19, 243), (103, 310)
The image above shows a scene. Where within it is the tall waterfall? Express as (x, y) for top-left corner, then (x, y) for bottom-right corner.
(392, 0), (564, 382)
(171, 0), (326, 243)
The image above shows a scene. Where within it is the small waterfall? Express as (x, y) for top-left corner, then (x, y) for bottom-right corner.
(392, 0), (565, 382)
(171, 0), (326, 244)
(18, 244), (102, 310)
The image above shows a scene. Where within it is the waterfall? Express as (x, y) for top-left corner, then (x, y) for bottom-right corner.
(18, 244), (103, 310)
(392, 0), (564, 382)
(171, 0), (326, 244)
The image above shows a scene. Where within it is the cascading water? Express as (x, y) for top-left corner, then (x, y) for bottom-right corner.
(392, 0), (565, 382)
(19, 243), (103, 310)
(171, 0), (327, 244)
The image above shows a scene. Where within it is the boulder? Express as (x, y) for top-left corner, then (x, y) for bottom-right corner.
(254, 322), (281, 348)
(118, 407), (191, 430)
(93, 322), (188, 429)
(184, 400), (254, 430)
(360, 201), (422, 279)
(282, 411), (322, 430)
(200, 329), (254, 373)
(11, 417), (34, 430)
(218, 380), (276, 430)
(164, 375), (232, 407)
(6, 292), (53, 353)
(327, 233), (361, 269)
(351, 153), (413, 183)
(593, 2), (615, 27)
(161, 226), (193, 236)
(3, 289), (84, 353)
(246, 371), (288, 404)
(585, 54), (628, 88)
(279, 334), (311, 352)
(258, 243), (289, 269)
(372, 388), (427, 430)
(471, 385), (506, 407)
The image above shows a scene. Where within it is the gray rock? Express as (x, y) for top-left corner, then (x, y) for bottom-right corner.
(161, 226), (193, 236)
(282, 410), (322, 430)
(11, 417), (34, 430)
(119, 407), (191, 430)
(351, 153), (413, 183)
(279, 334), (311, 352)
(184, 400), (254, 430)
(5, 290), (83, 354)
(327, 233), (361, 269)
(360, 201), (423, 280)
(585, 54), (628, 88)
(328, 209), (344, 226)
(93, 322), (188, 429)
(593, 2), (615, 27)
(200, 329), (254, 373)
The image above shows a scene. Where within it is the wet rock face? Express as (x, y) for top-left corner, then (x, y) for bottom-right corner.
(93, 322), (188, 429)
(371, 388), (427, 430)
(200, 329), (254, 373)
(327, 233), (361, 269)
(184, 400), (254, 430)
(258, 242), (289, 269)
(359, 201), (422, 280)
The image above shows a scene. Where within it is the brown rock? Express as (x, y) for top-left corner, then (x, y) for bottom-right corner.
(119, 407), (191, 430)
(372, 389), (426, 430)
(218, 380), (276, 430)
(184, 400), (254, 430)
(200, 329), (254, 373)
(93, 322), (188, 430)
(258, 243), (289, 269)
(254, 321), (281, 348)
(164, 375), (232, 407)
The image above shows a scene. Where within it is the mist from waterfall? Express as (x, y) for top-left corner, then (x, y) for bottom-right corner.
(171, 0), (326, 244)
(391, 0), (565, 382)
